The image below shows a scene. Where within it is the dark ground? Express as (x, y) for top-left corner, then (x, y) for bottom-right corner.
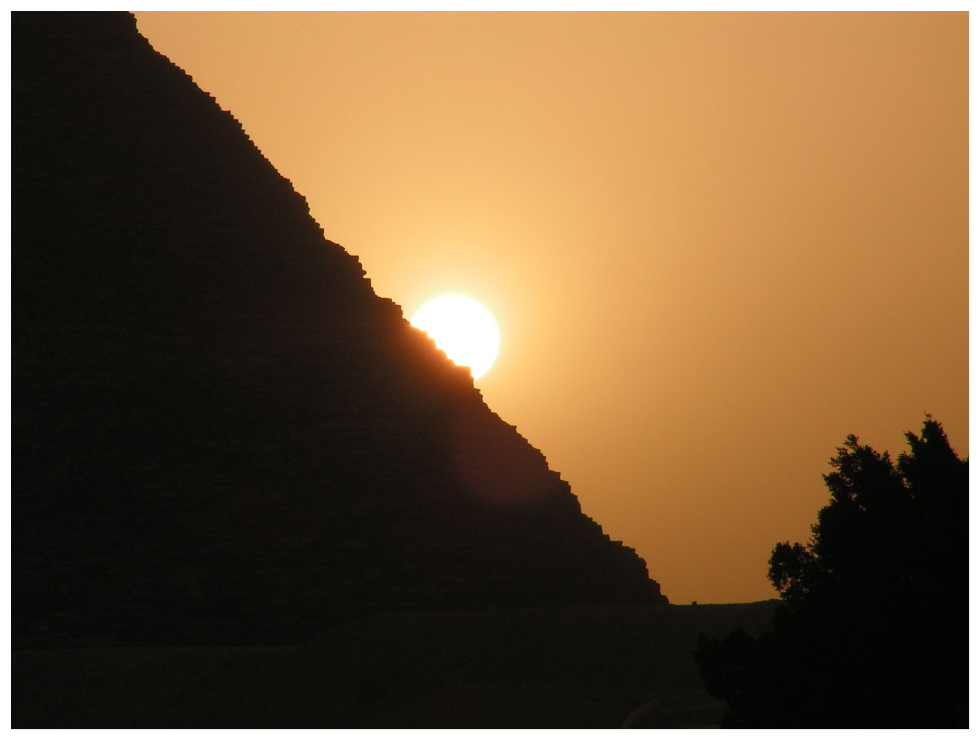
(12, 600), (777, 729)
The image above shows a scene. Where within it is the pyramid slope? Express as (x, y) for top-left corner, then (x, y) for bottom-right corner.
(13, 11), (665, 646)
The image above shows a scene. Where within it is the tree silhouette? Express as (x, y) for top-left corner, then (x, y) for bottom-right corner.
(695, 417), (968, 728)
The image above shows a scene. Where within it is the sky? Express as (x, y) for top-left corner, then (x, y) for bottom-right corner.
(134, 11), (968, 605)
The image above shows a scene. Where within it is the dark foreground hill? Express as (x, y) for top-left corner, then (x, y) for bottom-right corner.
(13, 9), (664, 652)
(13, 602), (778, 728)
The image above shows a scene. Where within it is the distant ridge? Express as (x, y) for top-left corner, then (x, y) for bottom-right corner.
(12, 11), (666, 646)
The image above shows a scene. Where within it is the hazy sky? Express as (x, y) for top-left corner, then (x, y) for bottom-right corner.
(134, 12), (968, 605)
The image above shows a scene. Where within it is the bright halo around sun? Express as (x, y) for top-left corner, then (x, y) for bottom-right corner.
(410, 295), (500, 380)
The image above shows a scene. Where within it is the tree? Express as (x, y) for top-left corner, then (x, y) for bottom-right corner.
(695, 417), (968, 728)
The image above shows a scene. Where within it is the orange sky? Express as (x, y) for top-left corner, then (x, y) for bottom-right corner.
(134, 11), (968, 605)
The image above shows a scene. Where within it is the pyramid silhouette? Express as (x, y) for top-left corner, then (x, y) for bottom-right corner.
(13, 11), (666, 646)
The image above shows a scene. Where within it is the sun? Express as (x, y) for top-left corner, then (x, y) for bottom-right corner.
(410, 295), (500, 380)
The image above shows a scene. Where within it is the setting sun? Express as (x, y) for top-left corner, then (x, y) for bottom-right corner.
(410, 295), (500, 380)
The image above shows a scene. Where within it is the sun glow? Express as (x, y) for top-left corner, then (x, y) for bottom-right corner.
(410, 295), (500, 380)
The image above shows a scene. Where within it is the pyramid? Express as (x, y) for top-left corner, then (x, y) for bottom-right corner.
(12, 11), (666, 646)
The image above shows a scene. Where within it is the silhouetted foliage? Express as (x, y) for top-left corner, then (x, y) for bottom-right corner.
(695, 417), (968, 728)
